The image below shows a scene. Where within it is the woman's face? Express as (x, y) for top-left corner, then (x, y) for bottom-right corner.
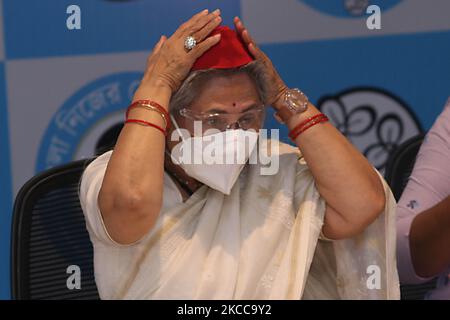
(174, 72), (264, 136)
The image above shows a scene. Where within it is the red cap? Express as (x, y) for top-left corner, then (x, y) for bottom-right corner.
(191, 26), (254, 71)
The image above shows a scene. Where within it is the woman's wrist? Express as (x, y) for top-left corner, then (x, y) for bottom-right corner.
(272, 86), (319, 127)
(284, 103), (322, 129)
(271, 85), (289, 111)
(132, 79), (173, 111)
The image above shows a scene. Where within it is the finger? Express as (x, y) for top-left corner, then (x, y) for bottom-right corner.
(192, 14), (222, 42)
(192, 8), (210, 21)
(189, 33), (221, 58)
(177, 9), (210, 35)
(233, 17), (254, 44)
(148, 35), (166, 62)
(188, 9), (221, 36)
(248, 42), (264, 60)
(188, 8), (210, 25)
(234, 16), (248, 40)
(233, 17), (263, 60)
(242, 29), (255, 46)
(234, 17), (258, 55)
(153, 35), (166, 53)
(234, 16), (245, 34)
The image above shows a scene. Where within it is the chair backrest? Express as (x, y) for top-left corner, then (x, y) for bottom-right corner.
(385, 134), (425, 201)
(95, 123), (123, 156)
(385, 134), (438, 300)
(11, 158), (100, 300)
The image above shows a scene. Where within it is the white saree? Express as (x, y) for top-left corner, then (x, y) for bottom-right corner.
(79, 141), (400, 300)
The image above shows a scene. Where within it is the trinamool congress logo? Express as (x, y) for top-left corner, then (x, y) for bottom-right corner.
(300, 0), (403, 17)
(318, 87), (423, 173)
(36, 72), (142, 172)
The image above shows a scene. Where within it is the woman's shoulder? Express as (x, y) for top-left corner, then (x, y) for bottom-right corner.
(82, 150), (113, 176)
(79, 150), (113, 193)
(255, 138), (308, 170)
(89, 150), (113, 167)
(244, 139), (312, 186)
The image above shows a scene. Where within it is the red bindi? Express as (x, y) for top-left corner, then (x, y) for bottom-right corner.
(232, 102), (237, 107)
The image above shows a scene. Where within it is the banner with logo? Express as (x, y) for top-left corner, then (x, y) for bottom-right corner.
(1, 0), (450, 299)
(244, 0), (450, 170)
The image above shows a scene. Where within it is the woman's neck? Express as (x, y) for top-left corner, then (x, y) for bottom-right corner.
(164, 153), (203, 201)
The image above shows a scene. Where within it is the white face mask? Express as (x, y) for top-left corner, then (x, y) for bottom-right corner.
(168, 115), (258, 195)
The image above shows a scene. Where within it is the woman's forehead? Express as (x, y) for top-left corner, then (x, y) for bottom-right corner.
(191, 73), (261, 112)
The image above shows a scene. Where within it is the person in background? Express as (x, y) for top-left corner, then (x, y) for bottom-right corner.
(397, 98), (450, 299)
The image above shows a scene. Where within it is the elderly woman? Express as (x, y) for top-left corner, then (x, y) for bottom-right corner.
(80, 9), (399, 299)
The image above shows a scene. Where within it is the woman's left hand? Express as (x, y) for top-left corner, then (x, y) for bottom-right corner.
(234, 16), (288, 108)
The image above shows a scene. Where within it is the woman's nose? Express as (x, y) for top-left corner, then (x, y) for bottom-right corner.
(226, 122), (240, 130)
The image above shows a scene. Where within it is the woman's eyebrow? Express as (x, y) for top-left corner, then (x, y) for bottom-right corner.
(205, 108), (228, 114)
(242, 104), (262, 112)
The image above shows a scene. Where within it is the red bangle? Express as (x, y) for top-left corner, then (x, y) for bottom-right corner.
(288, 114), (327, 138)
(297, 116), (328, 134)
(290, 114), (328, 138)
(288, 113), (329, 140)
(292, 113), (325, 131)
(126, 100), (171, 130)
(289, 116), (328, 140)
(125, 119), (167, 136)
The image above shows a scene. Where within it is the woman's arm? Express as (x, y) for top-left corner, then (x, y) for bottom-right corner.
(286, 104), (385, 239)
(98, 10), (222, 244)
(98, 80), (170, 245)
(234, 17), (385, 240)
(409, 196), (450, 278)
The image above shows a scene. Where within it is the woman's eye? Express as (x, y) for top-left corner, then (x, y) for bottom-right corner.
(240, 115), (255, 124)
(206, 117), (220, 126)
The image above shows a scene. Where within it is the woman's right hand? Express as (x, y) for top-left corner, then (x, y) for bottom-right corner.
(133, 9), (222, 103)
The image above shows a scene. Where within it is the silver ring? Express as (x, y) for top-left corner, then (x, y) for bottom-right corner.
(184, 36), (197, 51)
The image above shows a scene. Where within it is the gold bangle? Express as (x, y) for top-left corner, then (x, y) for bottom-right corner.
(134, 103), (168, 129)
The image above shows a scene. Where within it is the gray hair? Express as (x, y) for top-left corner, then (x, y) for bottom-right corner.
(169, 60), (269, 114)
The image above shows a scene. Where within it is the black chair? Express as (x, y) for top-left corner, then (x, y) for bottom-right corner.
(385, 134), (438, 300)
(385, 134), (425, 201)
(95, 123), (123, 156)
(11, 158), (100, 300)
